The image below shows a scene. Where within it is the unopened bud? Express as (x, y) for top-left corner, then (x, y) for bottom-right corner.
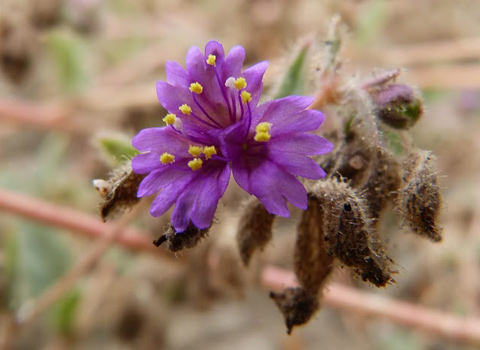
(370, 83), (423, 129)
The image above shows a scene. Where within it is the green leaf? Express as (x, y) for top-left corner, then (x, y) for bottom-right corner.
(274, 43), (310, 99)
(45, 29), (89, 93)
(51, 288), (81, 336)
(97, 135), (139, 165)
(383, 129), (405, 155)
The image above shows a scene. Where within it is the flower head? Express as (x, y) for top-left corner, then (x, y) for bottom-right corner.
(132, 41), (333, 232)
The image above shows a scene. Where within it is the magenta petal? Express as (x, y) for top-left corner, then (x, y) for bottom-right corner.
(204, 40), (225, 63)
(131, 152), (159, 174)
(191, 164), (231, 228)
(185, 46), (205, 79)
(224, 45), (246, 78)
(242, 61), (268, 107)
(150, 183), (185, 217)
(170, 181), (202, 232)
(132, 127), (192, 158)
(137, 167), (192, 197)
(166, 61), (189, 87)
(269, 133), (334, 155)
(270, 152), (326, 179)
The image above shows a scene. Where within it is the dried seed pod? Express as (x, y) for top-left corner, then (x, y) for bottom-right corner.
(154, 223), (209, 252)
(312, 180), (392, 287)
(294, 197), (334, 293)
(236, 198), (275, 266)
(93, 162), (145, 221)
(270, 287), (319, 335)
(361, 149), (402, 221)
(395, 151), (443, 242)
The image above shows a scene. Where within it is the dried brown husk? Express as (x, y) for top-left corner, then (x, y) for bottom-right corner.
(154, 223), (210, 252)
(395, 151), (443, 242)
(294, 196), (334, 293)
(270, 287), (319, 335)
(311, 180), (393, 287)
(236, 198), (276, 266)
(94, 162), (145, 221)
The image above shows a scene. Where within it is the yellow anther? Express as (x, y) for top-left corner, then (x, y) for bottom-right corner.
(255, 122), (272, 133)
(160, 152), (175, 164)
(162, 113), (176, 125)
(234, 77), (247, 90)
(241, 90), (252, 104)
(188, 145), (203, 157)
(206, 54), (216, 66)
(188, 158), (203, 171)
(179, 104), (192, 115)
(189, 82), (203, 94)
(254, 132), (271, 142)
(203, 146), (217, 160)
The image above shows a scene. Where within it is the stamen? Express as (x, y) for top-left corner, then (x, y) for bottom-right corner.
(225, 77), (236, 88)
(241, 91), (252, 104)
(163, 113), (176, 125)
(256, 122), (272, 133)
(203, 146), (217, 160)
(188, 145), (203, 157)
(189, 82), (203, 94)
(234, 77), (247, 90)
(179, 104), (192, 115)
(254, 122), (273, 142)
(160, 152), (175, 164)
(254, 132), (271, 142)
(206, 54), (216, 66)
(188, 158), (203, 171)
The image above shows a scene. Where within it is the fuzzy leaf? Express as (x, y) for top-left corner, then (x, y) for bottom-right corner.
(274, 44), (309, 98)
(98, 136), (139, 164)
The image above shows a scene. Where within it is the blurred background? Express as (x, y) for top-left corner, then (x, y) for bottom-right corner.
(1, 0), (480, 349)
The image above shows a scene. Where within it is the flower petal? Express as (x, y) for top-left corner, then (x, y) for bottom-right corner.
(268, 133), (333, 155)
(224, 45), (246, 78)
(191, 163), (231, 229)
(241, 61), (268, 107)
(166, 61), (189, 87)
(269, 152), (326, 179)
(232, 157), (307, 216)
(137, 166), (193, 197)
(131, 152), (159, 174)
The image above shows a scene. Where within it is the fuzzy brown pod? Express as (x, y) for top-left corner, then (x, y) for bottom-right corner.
(361, 149), (402, 221)
(270, 287), (319, 335)
(236, 198), (275, 266)
(294, 196), (334, 293)
(93, 163), (145, 221)
(395, 151), (443, 242)
(154, 223), (210, 252)
(312, 180), (393, 287)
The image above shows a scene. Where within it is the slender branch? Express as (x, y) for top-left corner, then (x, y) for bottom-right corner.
(0, 187), (168, 258)
(1, 187), (480, 344)
(261, 266), (480, 344)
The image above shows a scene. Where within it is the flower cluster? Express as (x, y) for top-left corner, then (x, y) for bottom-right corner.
(132, 41), (332, 232)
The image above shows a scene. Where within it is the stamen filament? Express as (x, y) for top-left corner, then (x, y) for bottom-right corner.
(214, 69), (234, 121)
(192, 93), (223, 127)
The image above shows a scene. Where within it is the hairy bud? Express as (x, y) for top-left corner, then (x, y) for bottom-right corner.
(93, 162), (145, 221)
(369, 83), (423, 130)
(270, 287), (319, 335)
(294, 197), (334, 293)
(153, 223), (209, 252)
(395, 151), (443, 242)
(311, 180), (393, 287)
(236, 198), (275, 266)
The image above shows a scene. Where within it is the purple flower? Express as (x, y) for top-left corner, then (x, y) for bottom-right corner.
(132, 41), (333, 232)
